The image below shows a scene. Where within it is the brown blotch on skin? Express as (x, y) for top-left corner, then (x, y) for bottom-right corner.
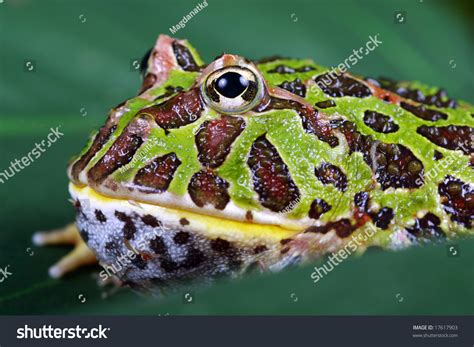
(406, 213), (445, 241)
(172, 41), (200, 71)
(438, 175), (473, 227)
(308, 198), (332, 219)
(188, 170), (230, 210)
(245, 211), (253, 221)
(257, 97), (339, 147)
(401, 102), (448, 122)
(267, 65), (315, 74)
(305, 219), (355, 238)
(150, 236), (167, 254)
(417, 125), (473, 155)
(315, 162), (348, 192)
(71, 124), (117, 182)
(363, 110), (399, 133)
(315, 99), (336, 109)
(123, 221), (137, 240)
(88, 117), (149, 184)
(278, 79), (306, 97)
(433, 150), (444, 161)
(353, 191), (372, 227)
(173, 231), (191, 245)
(134, 153), (181, 192)
(195, 116), (246, 168)
(369, 207), (394, 230)
(141, 214), (161, 228)
(138, 88), (203, 130)
(247, 135), (300, 212)
(179, 218), (190, 226)
(281, 247), (290, 254)
(314, 73), (372, 98)
(368, 77), (457, 108)
(280, 238), (292, 245)
(336, 120), (424, 190)
(95, 209), (107, 223)
(210, 238), (231, 252)
(254, 245), (268, 254)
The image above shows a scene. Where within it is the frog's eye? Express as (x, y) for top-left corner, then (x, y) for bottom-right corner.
(202, 67), (263, 114)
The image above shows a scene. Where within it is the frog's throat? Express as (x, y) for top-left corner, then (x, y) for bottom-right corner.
(69, 183), (302, 243)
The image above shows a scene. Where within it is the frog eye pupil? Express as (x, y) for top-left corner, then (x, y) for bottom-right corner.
(215, 72), (249, 98)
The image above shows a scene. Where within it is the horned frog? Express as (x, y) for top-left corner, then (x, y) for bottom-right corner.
(34, 35), (473, 293)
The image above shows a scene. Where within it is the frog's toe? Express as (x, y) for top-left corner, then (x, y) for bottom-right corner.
(33, 223), (97, 278)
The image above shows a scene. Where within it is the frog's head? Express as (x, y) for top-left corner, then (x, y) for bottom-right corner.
(69, 34), (325, 230)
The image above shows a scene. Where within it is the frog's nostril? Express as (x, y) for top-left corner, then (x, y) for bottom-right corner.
(215, 72), (249, 98)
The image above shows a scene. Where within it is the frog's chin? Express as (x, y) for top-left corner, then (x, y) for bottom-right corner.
(69, 183), (302, 245)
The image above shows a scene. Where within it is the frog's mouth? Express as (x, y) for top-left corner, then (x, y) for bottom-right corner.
(69, 183), (302, 246)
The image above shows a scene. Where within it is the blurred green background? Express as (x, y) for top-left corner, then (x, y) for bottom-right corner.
(0, 0), (473, 315)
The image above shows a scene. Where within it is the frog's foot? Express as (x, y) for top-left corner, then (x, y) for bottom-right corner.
(32, 223), (98, 278)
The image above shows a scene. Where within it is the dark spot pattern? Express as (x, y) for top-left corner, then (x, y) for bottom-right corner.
(172, 41), (200, 71)
(141, 214), (161, 228)
(433, 150), (444, 161)
(278, 79), (306, 97)
(363, 110), (399, 133)
(368, 77), (457, 108)
(267, 65), (315, 74)
(139, 88), (203, 129)
(259, 97), (339, 147)
(245, 211), (253, 221)
(247, 135), (300, 212)
(114, 211), (137, 240)
(308, 198), (332, 219)
(417, 125), (473, 155)
(438, 176), (473, 227)
(315, 99), (336, 109)
(210, 238), (231, 252)
(134, 153), (181, 192)
(401, 102), (448, 122)
(315, 162), (348, 192)
(254, 245), (268, 254)
(71, 124), (117, 182)
(95, 209), (107, 223)
(149, 235), (167, 254)
(173, 231), (191, 245)
(369, 207), (394, 230)
(337, 121), (424, 190)
(354, 192), (370, 213)
(179, 218), (190, 226)
(88, 119), (147, 184)
(195, 116), (245, 168)
(305, 219), (355, 238)
(314, 73), (372, 98)
(188, 170), (230, 210)
(406, 213), (445, 241)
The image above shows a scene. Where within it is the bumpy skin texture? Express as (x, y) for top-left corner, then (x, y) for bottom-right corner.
(68, 35), (473, 291)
